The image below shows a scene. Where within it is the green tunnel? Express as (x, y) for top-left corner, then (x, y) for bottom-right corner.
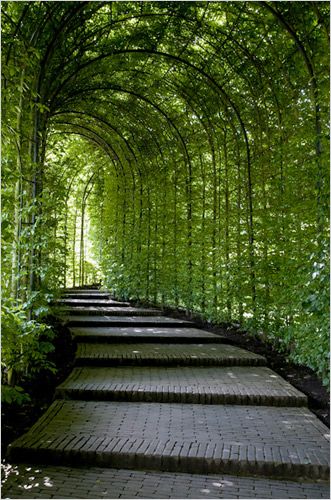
(2, 1), (329, 382)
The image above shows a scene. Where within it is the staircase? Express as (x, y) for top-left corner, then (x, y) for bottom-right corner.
(5, 289), (330, 499)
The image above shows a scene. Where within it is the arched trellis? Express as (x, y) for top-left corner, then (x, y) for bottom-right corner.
(2, 1), (329, 381)
(51, 42), (293, 308)
(49, 45), (257, 301)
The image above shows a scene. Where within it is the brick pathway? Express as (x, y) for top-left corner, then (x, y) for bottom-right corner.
(75, 342), (265, 366)
(70, 326), (225, 342)
(59, 299), (131, 307)
(61, 307), (162, 316)
(2, 463), (329, 499)
(64, 315), (194, 327)
(62, 290), (112, 299)
(3, 289), (330, 499)
(55, 366), (307, 405)
(7, 400), (329, 478)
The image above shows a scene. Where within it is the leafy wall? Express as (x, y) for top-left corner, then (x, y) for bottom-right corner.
(2, 2), (329, 383)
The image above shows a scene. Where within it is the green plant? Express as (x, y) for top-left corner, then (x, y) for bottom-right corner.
(22, 290), (55, 320)
(1, 385), (31, 406)
(1, 1), (329, 387)
(1, 299), (57, 388)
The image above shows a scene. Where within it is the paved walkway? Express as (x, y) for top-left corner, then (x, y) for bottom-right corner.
(55, 366), (307, 405)
(74, 343), (266, 366)
(2, 289), (330, 498)
(69, 326), (226, 343)
(2, 464), (329, 499)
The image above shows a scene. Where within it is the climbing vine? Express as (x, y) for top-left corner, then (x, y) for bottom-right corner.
(2, 1), (329, 384)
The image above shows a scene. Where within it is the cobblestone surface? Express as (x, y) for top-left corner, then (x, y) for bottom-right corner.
(7, 400), (330, 478)
(70, 326), (225, 343)
(75, 342), (266, 367)
(55, 365), (307, 405)
(2, 463), (329, 499)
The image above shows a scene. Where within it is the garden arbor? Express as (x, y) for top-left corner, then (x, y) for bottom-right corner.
(2, 2), (329, 382)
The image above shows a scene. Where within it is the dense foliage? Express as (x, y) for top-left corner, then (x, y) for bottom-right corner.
(2, 2), (329, 385)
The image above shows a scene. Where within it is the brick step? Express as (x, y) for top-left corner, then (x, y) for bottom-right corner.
(57, 299), (131, 307)
(62, 289), (104, 291)
(1, 464), (330, 500)
(60, 307), (162, 317)
(62, 288), (104, 292)
(7, 400), (329, 480)
(62, 293), (111, 300)
(2, 464), (330, 499)
(65, 316), (194, 328)
(55, 366), (307, 406)
(69, 326), (225, 343)
(74, 343), (266, 367)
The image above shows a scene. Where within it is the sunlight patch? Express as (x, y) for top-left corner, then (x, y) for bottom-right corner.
(44, 477), (53, 487)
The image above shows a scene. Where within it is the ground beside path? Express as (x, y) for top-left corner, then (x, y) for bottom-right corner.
(2, 289), (330, 499)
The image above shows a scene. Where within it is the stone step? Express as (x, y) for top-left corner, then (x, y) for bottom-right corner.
(55, 366), (307, 406)
(57, 299), (131, 307)
(7, 400), (330, 480)
(74, 343), (266, 367)
(65, 316), (194, 328)
(60, 307), (162, 317)
(69, 326), (225, 343)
